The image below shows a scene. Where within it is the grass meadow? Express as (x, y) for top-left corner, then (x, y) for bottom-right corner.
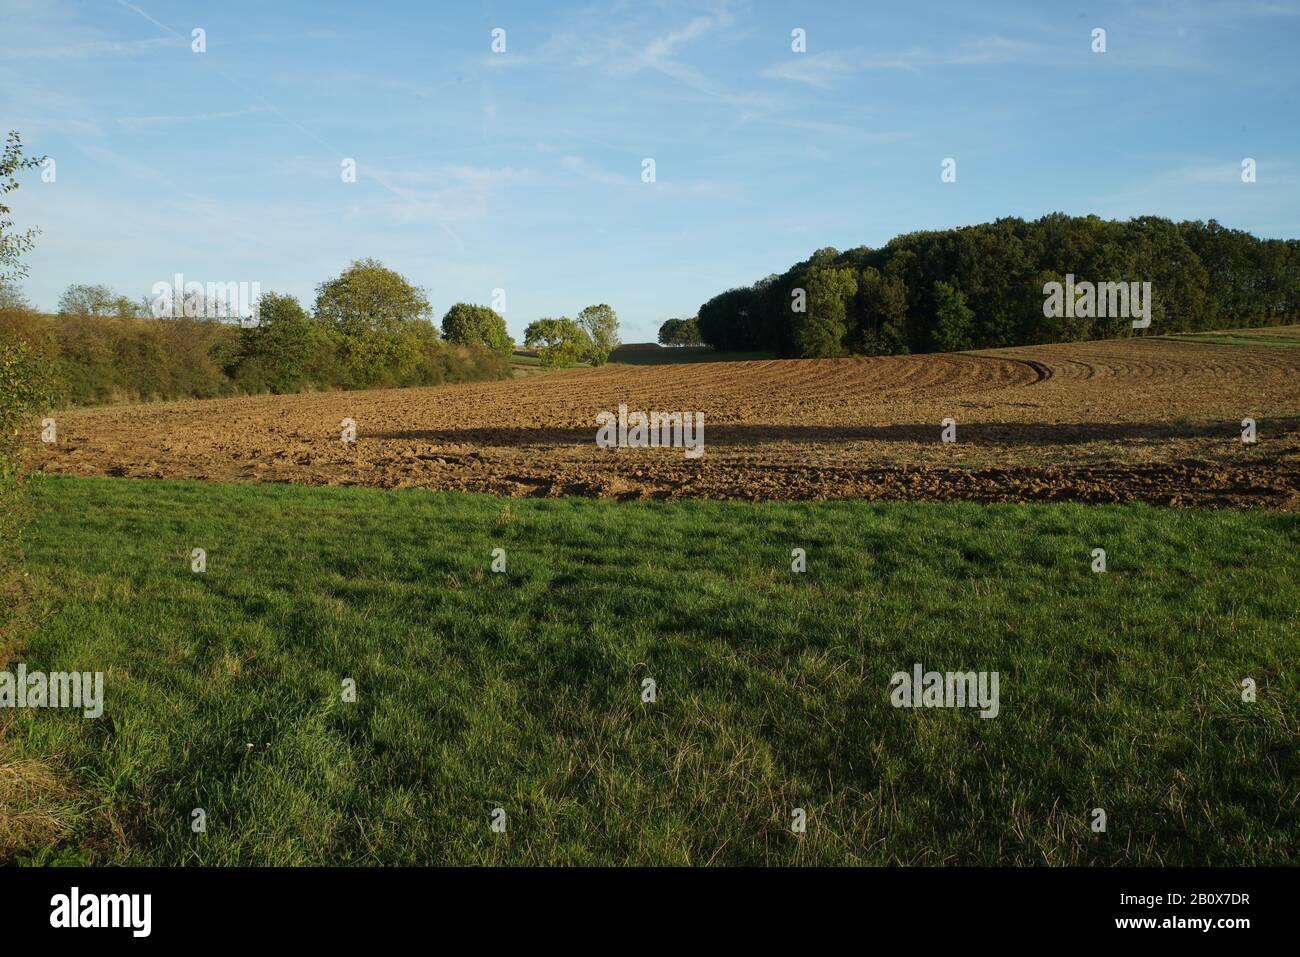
(3, 475), (1296, 865)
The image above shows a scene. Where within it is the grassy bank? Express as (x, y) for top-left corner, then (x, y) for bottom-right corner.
(1154, 329), (1300, 348)
(5, 476), (1296, 865)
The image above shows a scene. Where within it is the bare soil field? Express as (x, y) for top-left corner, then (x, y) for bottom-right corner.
(32, 330), (1300, 508)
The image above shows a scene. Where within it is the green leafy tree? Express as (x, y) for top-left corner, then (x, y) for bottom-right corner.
(0, 131), (48, 635)
(314, 258), (431, 336)
(931, 280), (974, 352)
(0, 132), (43, 285)
(235, 292), (339, 393)
(57, 283), (139, 319)
(576, 303), (620, 366)
(796, 265), (858, 357)
(694, 213), (1298, 357)
(657, 317), (702, 346)
(697, 286), (760, 351)
(0, 282), (30, 312)
(441, 303), (511, 354)
(852, 268), (910, 355)
(523, 317), (589, 368)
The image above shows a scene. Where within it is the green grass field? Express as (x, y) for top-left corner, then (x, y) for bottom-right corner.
(4, 475), (1296, 865)
(1153, 329), (1300, 348)
(610, 346), (777, 364)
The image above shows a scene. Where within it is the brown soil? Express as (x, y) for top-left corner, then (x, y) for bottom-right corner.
(31, 332), (1300, 509)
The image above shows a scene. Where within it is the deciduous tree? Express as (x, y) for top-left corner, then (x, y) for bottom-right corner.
(314, 259), (431, 336)
(441, 303), (511, 354)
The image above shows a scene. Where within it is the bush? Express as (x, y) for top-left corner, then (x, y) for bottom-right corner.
(0, 335), (49, 649)
(233, 292), (339, 393)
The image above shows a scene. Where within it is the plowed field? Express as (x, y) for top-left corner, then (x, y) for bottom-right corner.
(32, 330), (1300, 508)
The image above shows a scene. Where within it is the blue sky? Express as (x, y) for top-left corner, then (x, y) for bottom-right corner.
(3, 0), (1298, 341)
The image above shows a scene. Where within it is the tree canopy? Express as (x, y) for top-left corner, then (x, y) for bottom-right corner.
(576, 303), (620, 366)
(524, 317), (589, 368)
(57, 283), (140, 319)
(314, 258), (431, 336)
(693, 214), (1299, 358)
(657, 317), (702, 346)
(0, 131), (43, 285)
(441, 302), (511, 354)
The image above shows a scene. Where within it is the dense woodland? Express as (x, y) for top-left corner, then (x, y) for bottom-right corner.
(694, 214), (1299, 357)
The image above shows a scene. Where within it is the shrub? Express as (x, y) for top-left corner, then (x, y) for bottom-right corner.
(0, 335), (49, 649)
(234, 292), (338, 394)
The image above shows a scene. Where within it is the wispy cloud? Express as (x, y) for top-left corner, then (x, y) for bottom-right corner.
(763, 30), (1209, 84)
(763, 52), (859, 89)
(362, 164), (533, 230)
(1087, 158), (1300, 227)
(116, 107), (271, 130)
(558, 154), (741, 199)
(1, 35), (179, 61)
(559, 154), (630, 187)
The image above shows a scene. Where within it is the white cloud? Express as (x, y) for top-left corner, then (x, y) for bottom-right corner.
(559, 155), (630, 187)
(116, 107), (270, 129)
(763, 52), (859, 89)
(1, 35), (180, 60)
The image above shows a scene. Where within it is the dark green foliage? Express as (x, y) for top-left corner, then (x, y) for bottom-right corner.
(695, 214), (1300, 358)
(851, 267), (910, 355)
(656, 317), (702, 346)
(233, 292), (338, 394)
(931, 280), (974, 352)
(697, 286), (761, 352)
(795, 265), (857, 357)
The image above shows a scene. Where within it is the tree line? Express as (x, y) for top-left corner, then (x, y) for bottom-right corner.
(688, 214), (1299, 357)
(6, 274), (625, 395)
(0, 259), (518, 406)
